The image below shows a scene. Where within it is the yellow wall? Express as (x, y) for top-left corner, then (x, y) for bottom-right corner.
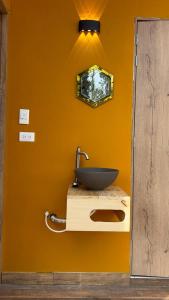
(2, 0), (169, 272)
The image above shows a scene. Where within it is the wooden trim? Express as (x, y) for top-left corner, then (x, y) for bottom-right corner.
(130, 17), (138, 277)
(0, 13), (7, 283)
(2, 280), (169, 299)
(135, 17), (160, 21)
(0, 1), (8, 13)
(1, 272), (129, 285)
(135, 17), (169, 22)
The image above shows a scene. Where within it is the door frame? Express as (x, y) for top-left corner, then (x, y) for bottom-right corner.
(130, 17), (169, 278)
(0, 0), (8, 283)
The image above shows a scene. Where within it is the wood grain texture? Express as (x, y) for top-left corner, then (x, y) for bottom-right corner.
(1, 278), (169, 299)
(2, 273), (55, 285)
(80, 272), (129, 286)
(0, 1), (7, 13)
(132, 20), (169, 276)
(66, 186), (130, 232)
(1, 272), (129, 285)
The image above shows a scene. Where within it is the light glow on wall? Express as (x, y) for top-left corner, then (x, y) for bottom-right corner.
(70, 32), (106, 63)
(73, 0), (108, 20)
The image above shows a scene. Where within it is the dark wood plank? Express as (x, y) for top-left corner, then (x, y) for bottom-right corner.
(53, 273), (81, 285)
(2, 272), (54, 285)
(1, 277), (169, 299)
(0, 283), (169, 299)
(2, 272), (129, 285)
(130, 277), (169, 287)
(80, 272), (129, 286)
(6, 272), (169, 289)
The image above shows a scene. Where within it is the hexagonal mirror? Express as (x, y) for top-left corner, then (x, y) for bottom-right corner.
(77, 65), (113, 108)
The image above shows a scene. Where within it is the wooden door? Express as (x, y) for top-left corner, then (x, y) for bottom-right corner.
(131, 20), (169, 277)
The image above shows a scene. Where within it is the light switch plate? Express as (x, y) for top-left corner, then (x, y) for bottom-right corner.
(19, 109), (30, 124)
(19, 132), (35, 142)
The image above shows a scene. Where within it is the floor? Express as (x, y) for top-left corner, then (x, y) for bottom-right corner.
(1, 278), (169, 299)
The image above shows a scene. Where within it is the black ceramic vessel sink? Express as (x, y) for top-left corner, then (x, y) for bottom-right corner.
(76, 167), (119, 190)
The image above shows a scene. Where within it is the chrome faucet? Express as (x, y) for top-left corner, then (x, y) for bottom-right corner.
(72, 146), (89, 187)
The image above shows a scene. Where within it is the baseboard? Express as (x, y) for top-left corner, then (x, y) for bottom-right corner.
(1, 272), (129, 285)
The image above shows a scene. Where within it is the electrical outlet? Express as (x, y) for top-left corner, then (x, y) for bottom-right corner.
(19, 109), (30, 124)
(19, 132), (35, 142)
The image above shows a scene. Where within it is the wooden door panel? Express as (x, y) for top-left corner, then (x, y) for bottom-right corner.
(132, 20), (169, 277)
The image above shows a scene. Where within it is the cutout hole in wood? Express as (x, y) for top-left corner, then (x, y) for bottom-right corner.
(90, 210), (125, 222)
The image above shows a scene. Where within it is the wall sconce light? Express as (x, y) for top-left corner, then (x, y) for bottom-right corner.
(79, 20), (100, 33)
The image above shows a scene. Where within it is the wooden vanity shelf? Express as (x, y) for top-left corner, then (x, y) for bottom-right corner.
(66, 185), (130, 232)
